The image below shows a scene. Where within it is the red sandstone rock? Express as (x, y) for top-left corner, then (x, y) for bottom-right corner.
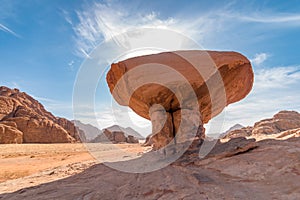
(224, 111), (300, 139)
(252, 111), (300, 135)
(107, 50), (254, 149)
(113, 131), (127, 143)
(0, 86), (83, 144)
(127, 135), (139, 143)
(0, 124), (23, 144)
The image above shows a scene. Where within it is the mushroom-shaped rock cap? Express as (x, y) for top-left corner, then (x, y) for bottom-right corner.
(107, 50), (253, 124)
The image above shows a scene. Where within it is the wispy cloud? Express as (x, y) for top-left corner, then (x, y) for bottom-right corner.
(237, 13), (300, 24)
(69, 1), (300, 57)
(71, 1), (222, 57)
(0, 23), (20, 38)
(210, 65), (300, 132)
(251, 53), (268, 66)
(255, 66), (300, 90)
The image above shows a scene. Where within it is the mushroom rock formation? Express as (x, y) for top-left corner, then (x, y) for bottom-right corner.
(106, 50), (254, 149)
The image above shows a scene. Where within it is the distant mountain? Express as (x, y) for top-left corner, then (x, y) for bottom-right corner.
(72, 122), (145, 141)
(104, 125), (145, 139)
(72, 120), (102, 141)
(220, 124), (244, 138)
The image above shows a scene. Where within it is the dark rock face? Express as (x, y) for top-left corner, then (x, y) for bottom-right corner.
(107, 50), (254, 149)
(0, 86), (84, 144)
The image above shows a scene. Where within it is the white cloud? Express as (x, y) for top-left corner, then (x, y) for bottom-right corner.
(255, 66), (300, 90)
(251, 53), (268, 66)
(238, 13), (300, 24)
(70, 2), (300, 57)
(67, 60), (75, 71)
(0, 23), (20, 38)
(61, 9), (73, 25)
(71, 1), (223, 57)
(210, 65), (300, 133)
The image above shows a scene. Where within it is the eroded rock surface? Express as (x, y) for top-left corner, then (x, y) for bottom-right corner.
(0, 86), (84, 143)
(107, 50), (253, 149)
(224, 110), (300, 140)
(1, 137), (299, 199)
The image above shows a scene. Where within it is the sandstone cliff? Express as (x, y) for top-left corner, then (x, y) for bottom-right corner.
(0, 86), (85, 144)
(224, 110), (300, 140)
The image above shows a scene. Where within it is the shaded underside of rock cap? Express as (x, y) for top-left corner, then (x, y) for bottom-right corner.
(107, 50), (254, 124)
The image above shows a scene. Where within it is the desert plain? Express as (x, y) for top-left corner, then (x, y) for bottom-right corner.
(0, 143), (147, 193)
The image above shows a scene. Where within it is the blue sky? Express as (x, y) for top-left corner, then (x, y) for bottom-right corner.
(1, 0), (300, 135)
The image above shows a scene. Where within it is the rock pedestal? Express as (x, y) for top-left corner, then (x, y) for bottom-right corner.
(106, 50), (254, 149)
(148, 104), (205, 150)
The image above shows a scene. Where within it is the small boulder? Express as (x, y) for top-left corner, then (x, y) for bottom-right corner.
(113, 131), (127, 143)
(127, 135), (139, 143)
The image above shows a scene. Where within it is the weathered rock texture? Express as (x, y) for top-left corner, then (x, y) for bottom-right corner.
(1, 137), (299, 199)
(91, 128), (139, 144)
(224, 111), (300, 140)
(107, 50), (253, 149)
(0, 86), (85, 144)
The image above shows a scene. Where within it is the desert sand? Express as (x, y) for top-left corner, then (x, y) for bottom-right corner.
(0, 143), (148, 193)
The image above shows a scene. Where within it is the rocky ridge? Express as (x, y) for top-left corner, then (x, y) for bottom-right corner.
(224, 110), (300, 140)
(0, 86), (85, 144)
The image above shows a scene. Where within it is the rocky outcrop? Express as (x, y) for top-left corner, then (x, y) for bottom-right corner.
(0, 124), (23, 144)
(252, 111), (300, 135)
(56, 118), (86, 142)
(104, 125), (145, 139)
(107, 50), (253, 149)
(91, 129), (139, 143)
(276, 128), (300, 139)
(224, 126), (253, 139)
(114, 131), (127, 143)
(0, 86), (84, 144)
(2, 137), (299, 199)
(126, 135), (139, 143)
(224, 111), (300, 139)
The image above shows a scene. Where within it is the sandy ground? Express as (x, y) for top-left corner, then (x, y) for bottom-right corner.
(0, 143), (148, 193)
